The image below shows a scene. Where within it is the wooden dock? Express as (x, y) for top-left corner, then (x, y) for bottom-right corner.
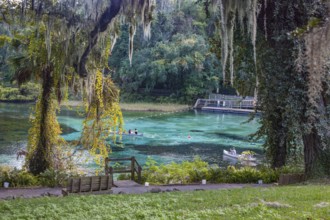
(194, 94), (259, 114)
(201, 106), (256, 114)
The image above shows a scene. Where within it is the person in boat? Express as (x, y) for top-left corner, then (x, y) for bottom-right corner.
(128, 129), (132, 134)
(134, 128), (138, 135)
(230, 147), (237, 155)
(232, 147), (237, 155)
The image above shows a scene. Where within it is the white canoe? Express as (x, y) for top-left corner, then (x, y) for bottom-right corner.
(223, 150), (240, 159)
(223, 150), (256, 161)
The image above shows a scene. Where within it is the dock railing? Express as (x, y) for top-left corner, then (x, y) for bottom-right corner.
(194, 95), (255, 110)
(105, 157), (142, 184)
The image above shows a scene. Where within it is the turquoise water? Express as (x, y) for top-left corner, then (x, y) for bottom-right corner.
(0, 103), (263, 170)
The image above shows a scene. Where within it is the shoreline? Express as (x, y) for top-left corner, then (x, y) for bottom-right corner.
(0, 99), (35, 103)
(0, 100), (191, 112)
(61, 101), (191, 112)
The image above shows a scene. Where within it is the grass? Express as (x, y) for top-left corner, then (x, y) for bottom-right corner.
(119, 102), (190, 112)
(0, 185), (329, 219)
(61, 101), (190, 112)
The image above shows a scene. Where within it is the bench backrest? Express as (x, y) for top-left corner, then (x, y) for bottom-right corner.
(67, 175), (112, 193)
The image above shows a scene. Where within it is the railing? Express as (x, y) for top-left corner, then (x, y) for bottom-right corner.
(209, 94), (240, 100)
(105, 157), (142, 184)
(194, 98), (255, 109)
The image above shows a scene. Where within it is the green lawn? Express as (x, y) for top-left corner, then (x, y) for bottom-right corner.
(0, 185), (329, 219)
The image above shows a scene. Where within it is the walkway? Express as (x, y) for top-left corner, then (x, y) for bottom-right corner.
(0, 181), (270, 199)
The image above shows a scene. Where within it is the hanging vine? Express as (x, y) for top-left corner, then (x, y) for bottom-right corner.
(208, 0), (259, 85)
(80, 70), (123, 167)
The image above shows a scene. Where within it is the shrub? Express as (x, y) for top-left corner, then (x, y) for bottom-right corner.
(38, 169), (69, 187)
(8, 170), (39, 187)
(0, 86), (20, 100)
(141, 158), (303, 185)
(0, 166), (11, 186)
(117, 173), (131, 181)
(0, 82), (39, 101)
(227, 166), (261, 183)
(142, 156), (209, 185)
(0, 166), (39, 187)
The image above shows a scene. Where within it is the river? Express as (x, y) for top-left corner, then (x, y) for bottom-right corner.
(0, 103), (263, 170)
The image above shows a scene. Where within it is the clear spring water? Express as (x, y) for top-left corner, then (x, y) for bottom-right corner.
(0, 103), (263, 170)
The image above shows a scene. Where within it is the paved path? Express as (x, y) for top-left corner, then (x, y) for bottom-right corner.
(0, 187), (63, 199)
(0, 181), (271, 200)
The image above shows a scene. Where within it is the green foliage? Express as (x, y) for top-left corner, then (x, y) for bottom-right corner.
(206, 165), (278, 184)
(115, 33), (220, 103)
(0, 82), (39, 101)
(0, 86), (20, 100)
(141, 157), (298, 185)
(241, 150), (256, 155)
(0, 166), (39, 187)
(110, 2), (221, 103)
(142, 156), (209, 184)
(38, 168), (69, 187)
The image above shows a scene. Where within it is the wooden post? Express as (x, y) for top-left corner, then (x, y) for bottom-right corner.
(90, 177), (93, 192)
(69, 178), (73, 193)
(138, 166), (142, 183)
(79, 178), (82, 193)
(105, 157), (109, 175)
(99, 176), (102, 191)
(109, 166), (113, 176)
(107, 175), (110, 190)
(131, 157), (135, 181)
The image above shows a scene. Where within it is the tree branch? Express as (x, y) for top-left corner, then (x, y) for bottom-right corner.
(77, 0), (122, 77)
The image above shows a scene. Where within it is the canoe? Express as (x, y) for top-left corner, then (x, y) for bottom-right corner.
(223, 150), (240, 159)
(223, 150), (256, 161)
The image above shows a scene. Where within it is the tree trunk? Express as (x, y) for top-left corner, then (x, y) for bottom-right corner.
(272, 138), (287, 168)
(302, 128), (321, 177)
(268, 120), (288, 169)
(302, 79), (328, 177)
(28, 65), (54, 175)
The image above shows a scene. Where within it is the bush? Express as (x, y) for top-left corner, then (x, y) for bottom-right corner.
(0, 82), (39, 101)
(226, 166), (261, 183)
(143, 156), (209, 185)
(117, 173), (131, 181)
(38, 169), (69, 187)
(8, 170), (39, 187)
(19, 82), (39, 99)
(0, 166), (39, 187)
(0, 166), (11, 186)
(141, 158), (301, 185)
(0, 86), (20, 100)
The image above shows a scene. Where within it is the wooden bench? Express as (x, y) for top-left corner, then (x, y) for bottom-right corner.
(63, 175), (113, 196)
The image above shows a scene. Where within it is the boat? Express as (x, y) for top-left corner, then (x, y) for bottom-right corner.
(223, 150), (256, 161)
